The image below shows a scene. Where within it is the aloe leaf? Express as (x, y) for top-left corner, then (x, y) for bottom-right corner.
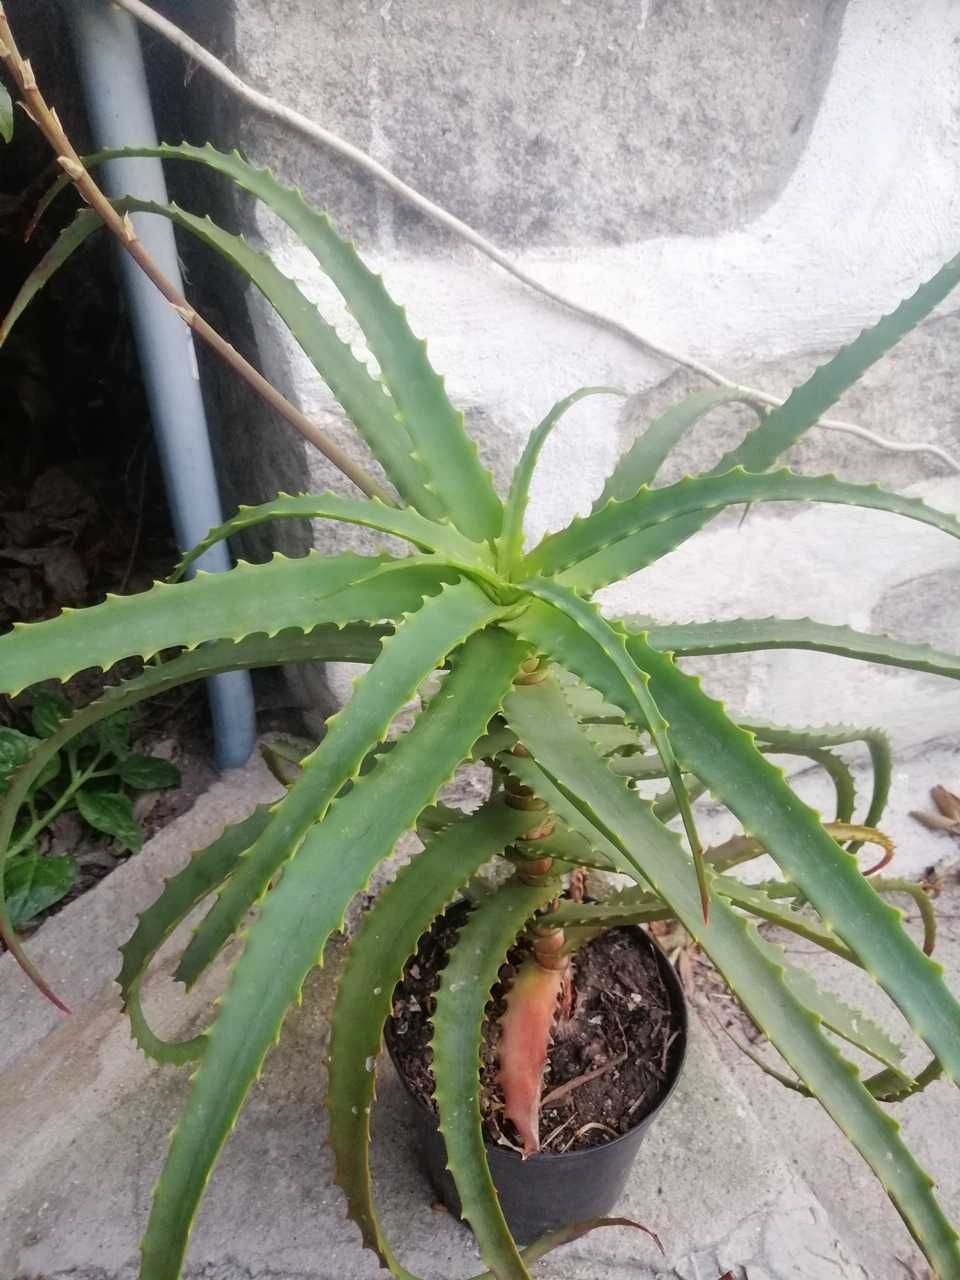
(500, 679), (960, 1276)
(727, 248), (960, 471)
(431, 877), (558, 1280)
(760, 744), (855, 823)
(2, 202), (433, 514)
(508, 604), (948, 1068)
(175, 580), (504, 989)
(871, 877), (938, 957)
(139, 628), (528, 1280)
(732, 1032), (944, 1104)
(0, 207), (101, 346)
(622, 628), (960, 1085)
(0, 552), (449, 697)
(0, 622), (386, 876)
(530, 466), (960, 585)
(117, 807), (273, 1064)
(643, 615), (960, 682)
(710, 877), (857, 963)
(43, 143), (496, 534)
(328, 801), (540, 1276)
(744, 720), (891, 848)
(613, 733), (857, 824)
(171, 492), (493, 582)
(570, 247), (960, 576)
(0, 560), (425, 1001)
(509, 586), (709, 917)
(596, 387), (764, 505)
(70, 143), (501, 539)
(498, 386), (624, 573)
(579, 720), (648, 758)
(747, 934), (909, 1078)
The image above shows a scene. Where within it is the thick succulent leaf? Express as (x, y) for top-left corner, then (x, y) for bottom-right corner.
(0, 557), (422, 1001)
(506, 591), (708, 916)
(138, 628), (528, 1280)
(574, 246), (960, 575)
(611, 733), (856, 824)
(117, 807), (273, 1064)
(732, 1032), (945, 1105)
(762, 744), (854, 823)
(0, 552), (450, 696)
(726, 247), (960, 471)
(0, 206), (100, 346)
(499, 679), (960, 1276)
(643, 614), (960, 683)
(621, 628), (960, 1085)
(506, 606), (959, 1077)
(870, 877), (938, 957)
(499, 386), (624, 573)
(579, 721), (648, 757)
(745, 720), (891, 847)
(72, 142), (501, 539)
(710, 877), (857, 963)
(176, 580), (504, 989)
(431, 877), (558, 1280)
(596, 387), (764, 505)
(0, 622), (386, 873)
(748, 934), (909, 1078)
(328, 801), (540, 1276)
(172, 493), (494, 581)
(3, 201), (434, 513)
(518, 579), (708, 914)
(530, 466), (960, 586)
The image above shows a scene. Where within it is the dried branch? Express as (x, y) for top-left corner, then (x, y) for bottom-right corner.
(0, 6), (392, 503)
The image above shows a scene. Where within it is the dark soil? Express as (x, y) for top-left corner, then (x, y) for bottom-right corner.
(389, 902), (683, 1154)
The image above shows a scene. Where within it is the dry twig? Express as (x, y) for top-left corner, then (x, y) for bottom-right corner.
(0, 6), (390, 503)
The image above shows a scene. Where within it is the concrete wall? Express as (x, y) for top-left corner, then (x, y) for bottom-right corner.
(176, 0), (960, 873)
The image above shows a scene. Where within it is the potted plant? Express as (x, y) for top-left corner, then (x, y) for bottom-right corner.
(2, 22), (960, 1280)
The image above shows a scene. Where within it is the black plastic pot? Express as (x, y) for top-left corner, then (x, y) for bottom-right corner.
(386, 925), (687, 1243)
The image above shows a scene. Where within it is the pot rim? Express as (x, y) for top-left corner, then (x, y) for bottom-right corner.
(385, 920), (688, 1165)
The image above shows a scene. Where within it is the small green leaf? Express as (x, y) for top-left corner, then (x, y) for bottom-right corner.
(76, 788), (142, 851)
(5, 853), (76, 927)
(97, 711), (132, 761)
(31, 689), (73, 738)
(0, 84), (12, 145)
(117, 754), (181, 791)
(0, 727), (38, 778)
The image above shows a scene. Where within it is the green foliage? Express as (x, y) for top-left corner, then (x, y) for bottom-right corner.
(5, 850), (74, 927)
(2, 145), (960, 1279)
(0, 82), (11, 144)
(0, 694), (179, 926)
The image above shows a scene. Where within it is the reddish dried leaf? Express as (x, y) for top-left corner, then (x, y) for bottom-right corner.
(497, 955), (566, 1155)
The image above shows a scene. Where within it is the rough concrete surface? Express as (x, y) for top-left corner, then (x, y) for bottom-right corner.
(226, 0), (846, 251)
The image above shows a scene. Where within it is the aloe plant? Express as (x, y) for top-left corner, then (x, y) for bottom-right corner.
(3, 143), (960, 1279)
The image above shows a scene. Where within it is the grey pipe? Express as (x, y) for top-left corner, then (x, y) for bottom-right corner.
(61, 0), (256, 769)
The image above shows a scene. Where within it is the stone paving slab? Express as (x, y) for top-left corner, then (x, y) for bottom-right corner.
(1, 758), (957, 1279)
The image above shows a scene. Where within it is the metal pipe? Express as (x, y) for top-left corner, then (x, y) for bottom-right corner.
(61, 0), (256, 769)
